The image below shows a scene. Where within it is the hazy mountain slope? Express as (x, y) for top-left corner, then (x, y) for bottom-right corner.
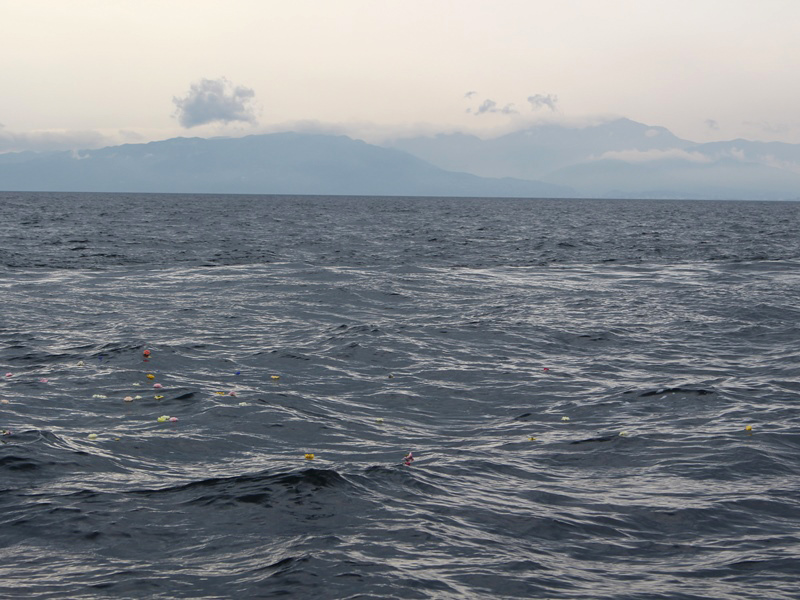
(389, 118), (693, 179)
(388, 119), (800, 199)
(542, 157), (800, 200)
(0, 133), (573, 197)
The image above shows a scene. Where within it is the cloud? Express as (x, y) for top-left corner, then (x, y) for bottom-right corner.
(705, 119), (719, 130)
(464, 90), (477, 99)
(527, 94), (558, 111)
(0, 125), (111, 153)
(597, 148), (713, 163)
(475, 99), (497, 115)
(470, 99), (517, 116)
(172, 77), (258, 128)
(761, 155), (800, 174)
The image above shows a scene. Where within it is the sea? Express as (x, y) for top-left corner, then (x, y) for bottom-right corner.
(1, 191), (799, 599)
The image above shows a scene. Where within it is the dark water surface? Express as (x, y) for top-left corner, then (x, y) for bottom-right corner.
(1, 192), (800, 599)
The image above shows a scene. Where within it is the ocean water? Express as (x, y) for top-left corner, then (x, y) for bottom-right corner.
(1, 192), (799, 599)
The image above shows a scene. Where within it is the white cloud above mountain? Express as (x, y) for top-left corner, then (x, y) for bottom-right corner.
(597, 148), (713, 163)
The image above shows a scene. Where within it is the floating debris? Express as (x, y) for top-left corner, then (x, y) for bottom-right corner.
(304, 453), (315, 460)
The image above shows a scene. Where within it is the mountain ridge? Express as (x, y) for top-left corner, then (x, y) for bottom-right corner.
(388, 118), (800, 200)
(2, 119), (799, 199)
(0, 132), (572, 198)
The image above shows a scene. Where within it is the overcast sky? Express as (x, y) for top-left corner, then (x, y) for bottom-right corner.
(2, 0), (799, 152)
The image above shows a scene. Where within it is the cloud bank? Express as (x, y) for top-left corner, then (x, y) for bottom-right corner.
(173, 77), (258, 128)
(598, 148), (713, 163)
(0, 123), (112, 153)
(466, 92), (558, 118)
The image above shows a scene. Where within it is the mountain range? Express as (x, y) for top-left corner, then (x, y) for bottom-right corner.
(1, 118), (799, 199)
(389, 119), (800, 200)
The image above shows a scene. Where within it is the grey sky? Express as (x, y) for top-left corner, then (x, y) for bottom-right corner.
(1, 0), (799, 152)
